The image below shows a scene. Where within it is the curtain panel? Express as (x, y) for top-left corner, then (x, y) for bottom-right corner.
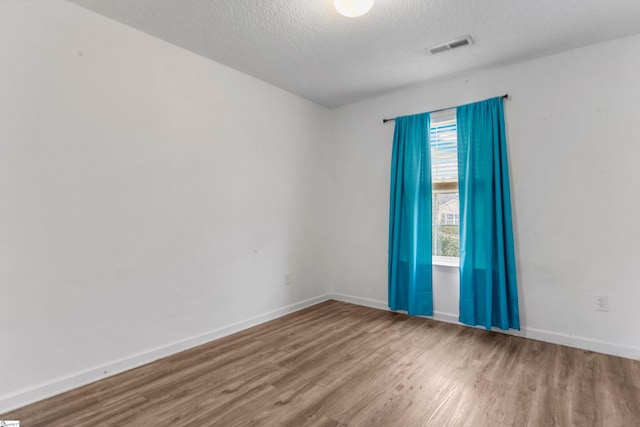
(388, 113), (433, 316)
(456, 97), (520, 330)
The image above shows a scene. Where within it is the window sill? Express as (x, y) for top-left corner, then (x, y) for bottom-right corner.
(433, 256), (459, 268)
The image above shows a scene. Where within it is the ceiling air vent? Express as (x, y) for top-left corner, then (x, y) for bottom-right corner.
(428, 35), (474, 54)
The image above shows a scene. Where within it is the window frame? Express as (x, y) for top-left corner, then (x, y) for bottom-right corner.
(430, 110), (460, 267)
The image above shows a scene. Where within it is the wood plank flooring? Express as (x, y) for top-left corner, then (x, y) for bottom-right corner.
(3, 300), (640, 426)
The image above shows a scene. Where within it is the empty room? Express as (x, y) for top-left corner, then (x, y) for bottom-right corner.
(1, 0), (640, 426)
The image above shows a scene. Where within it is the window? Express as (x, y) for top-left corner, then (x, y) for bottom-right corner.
(430, 109), (459, 260)
(441, 212), (459, 225)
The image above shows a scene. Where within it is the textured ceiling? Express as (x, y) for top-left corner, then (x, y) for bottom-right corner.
(68, 0), (640, 108)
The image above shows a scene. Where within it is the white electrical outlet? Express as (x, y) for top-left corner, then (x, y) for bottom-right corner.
(284, 272), (291, 286)
(594, 296), (609, 312)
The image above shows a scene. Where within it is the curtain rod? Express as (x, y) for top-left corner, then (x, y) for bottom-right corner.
(382, 94), (509, 124)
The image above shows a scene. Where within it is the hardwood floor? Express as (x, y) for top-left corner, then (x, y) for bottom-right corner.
(3, 300), (640, 426)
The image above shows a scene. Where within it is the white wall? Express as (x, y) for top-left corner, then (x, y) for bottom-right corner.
(0, 0), (331, 411)
(327, 34), (640, 359)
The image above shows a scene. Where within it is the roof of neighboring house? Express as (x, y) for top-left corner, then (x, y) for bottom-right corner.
(437, 199), (459, 212)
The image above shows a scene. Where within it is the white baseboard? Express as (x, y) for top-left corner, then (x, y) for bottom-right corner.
(0, 294), (331, 415)
(329, 292), (640, 361)
(4, 291), (637, 414)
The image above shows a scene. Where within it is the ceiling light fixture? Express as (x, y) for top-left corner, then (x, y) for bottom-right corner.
(334, 0), (374, 18)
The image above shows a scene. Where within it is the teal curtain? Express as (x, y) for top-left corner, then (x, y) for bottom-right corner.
(388, 113), (433, 316)
(456, 97), (520, 330)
